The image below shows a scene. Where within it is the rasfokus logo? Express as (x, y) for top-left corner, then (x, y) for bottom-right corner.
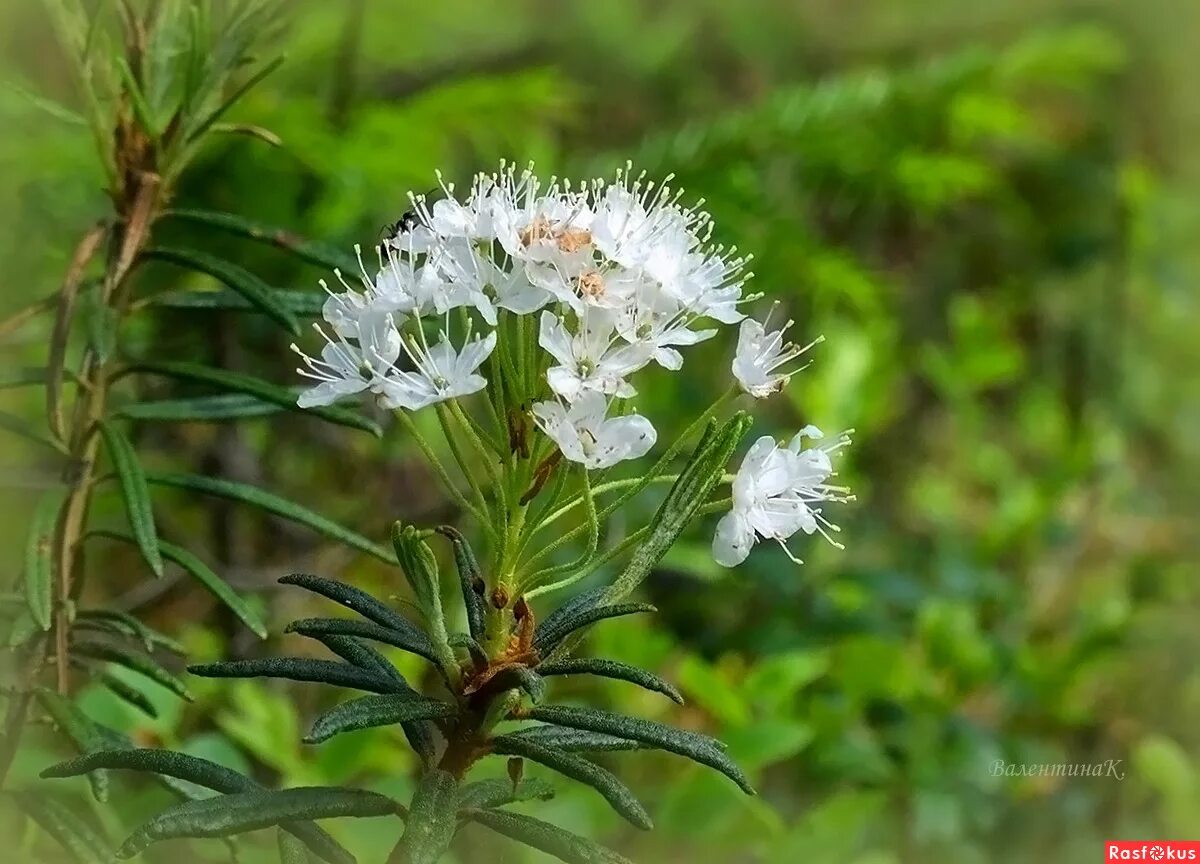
(1107, 841), (1200, 860)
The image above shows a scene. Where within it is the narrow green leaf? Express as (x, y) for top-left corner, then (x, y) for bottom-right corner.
(492, 735), (651, 830)
(1, 366), (74, 389)
(3, 80), (86, 125)
(279, 830), (311, 864)
(184, 55), (285, 143)
(0, 409), (66, 452)
(72, 640), (192, 701)
(308, 634), (404, 684)
(604, 413), (751, 604)
(305, 693), (455, 744)
(285, 617), (436, 664)
(537, 658), (684, 704)
(34, 688), (112, 801)
(75, 609), (185, 654)
(142, 246), (299, 335)
(118, 392), (285, 422)
(435, 525), (485, 640)
(482, 666), (545, 704)
(96, 671), (158, 718)
(144, 471), (393, 563)
(457, 777), (555, 811)
(278, 574), (415, 632)
(506, 727), (647, 753)
(130, 361), (382, 437)
(299, 634), (437, 766)
(41, 747), (253, 794)
(528, 705), (753, 794)
(532, 603), (656, 657)
(16, 792), (114, 864)
(163, 209), (359, 272)
(189, 658), (404, 694)
(118, 786), (397, 858)
(25, 487), (65, 630)
(148, 287), (325, 315)
(93, 529), (265, 638)
(466, 808), (633, 864)
(97, 422), (163, 577)
(392, 770), (458, 864)
(40, 749), (353, 864)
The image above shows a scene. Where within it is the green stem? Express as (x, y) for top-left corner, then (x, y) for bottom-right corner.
(522, 386), (737, 567)
(395, 411), (494, 540)
(518, 467), (598, 595)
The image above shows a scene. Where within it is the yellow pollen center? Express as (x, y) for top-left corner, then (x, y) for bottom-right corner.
(556, 228), (593, 254)
(519, 216), (553, 247)
(578, 272), (605, 299)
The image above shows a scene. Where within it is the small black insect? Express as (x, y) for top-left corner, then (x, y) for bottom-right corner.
(377, 209), (421, 259)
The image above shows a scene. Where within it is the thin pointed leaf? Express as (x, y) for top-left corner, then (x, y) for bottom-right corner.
(528, 705), (753, 794)
(279, 830), (310, 864)
(97, 421), (163, 577)
(144, 472), (393, 563)
(536, 658), (683, 704)
(466, 808), (633, 864)
(163, 209), (359, 272)
(118, 392), (286, 422)
(72, 640), (192, 701)
(25, 487), (65, 629)
(130, 361), (382, 436)
(492, 735), (651, 830)
(604, 413), (751, 605)
(302, 633), (436, 761)
(96, 671), (158, 718)
(305, 693), (455, 744)
(532, 603), (656, 657)
(0, 409), (67, 452)
(34, 688), (112, 801)
(534, 587), (606, 643)
(184, 55), (284, 143)
(149, 287), (325, 315)
(41, 748), (253, 793)
(506, 727), (647, 753)
(39, 748), (353, 864)
(435, 526), (485, 640)
(142, 246), (299, 335)
(278, 574), (417, 633)
(285, 618), (436, 664)
(118, 786), (397, 858)
(457, 777), (555, 811)
(75, 609), (185, 654)
(189, 658), (403, 694)
(391, 770), (458, 864)
(16, 792), (114, 864)
(309, 634), (403, 684)
(93, 530), (266, 638)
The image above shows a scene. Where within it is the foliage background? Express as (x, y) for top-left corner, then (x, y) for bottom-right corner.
(1, 0), (1197, 862)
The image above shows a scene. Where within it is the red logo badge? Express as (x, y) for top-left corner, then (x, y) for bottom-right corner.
(1106, 842), (1200, 861)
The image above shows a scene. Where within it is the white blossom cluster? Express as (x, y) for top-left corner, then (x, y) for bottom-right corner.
(293, 162), (851, 566)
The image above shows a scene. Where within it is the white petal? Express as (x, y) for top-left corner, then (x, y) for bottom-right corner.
(712, 510), (754, 567)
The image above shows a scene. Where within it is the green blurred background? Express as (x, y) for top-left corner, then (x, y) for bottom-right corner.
(2, 1), (1198, 862)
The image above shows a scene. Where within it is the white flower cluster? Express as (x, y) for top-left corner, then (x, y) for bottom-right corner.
(293, 162), (852, 566)
(294, 163), (757, 467)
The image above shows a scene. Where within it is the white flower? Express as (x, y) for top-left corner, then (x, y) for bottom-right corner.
(380, 328), (497, 412)
(732, 309), (822, 398)
(292, 311), (401, 408)
(539, 310), (653, 402)
(532, 391), (656, 469)
(616, 282), (716, 370)
(712, 429), (852, 567)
